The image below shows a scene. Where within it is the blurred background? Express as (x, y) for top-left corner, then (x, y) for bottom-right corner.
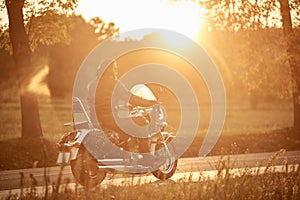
(0, 0), (299, 170)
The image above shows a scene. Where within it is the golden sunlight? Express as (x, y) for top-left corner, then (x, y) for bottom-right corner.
(76, 0), (204, 40)
(27, 65), (50, 96)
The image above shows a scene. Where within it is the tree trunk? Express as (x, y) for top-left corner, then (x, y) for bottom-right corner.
(6, 0), (43, 139)
(279, 0), (300, 134)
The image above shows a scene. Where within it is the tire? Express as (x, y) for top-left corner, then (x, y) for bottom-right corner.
(151, 143), (178, 180)
(70, 147), (106, 187)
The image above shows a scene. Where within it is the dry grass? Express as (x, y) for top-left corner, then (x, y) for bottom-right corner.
(4, 150), (300, 200)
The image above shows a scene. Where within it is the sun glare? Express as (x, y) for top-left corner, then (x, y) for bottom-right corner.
(160, 1), (203, 40)
(27, 65), (50, 97)
(76, 0), (204, 41)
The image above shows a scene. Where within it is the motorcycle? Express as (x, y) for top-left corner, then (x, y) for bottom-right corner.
(56, 83), (178, 187)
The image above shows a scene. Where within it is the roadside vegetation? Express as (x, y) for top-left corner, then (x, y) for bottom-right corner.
(4, 151), (300, 200)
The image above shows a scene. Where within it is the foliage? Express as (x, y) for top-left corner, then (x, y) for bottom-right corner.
(234, 30), (293, 98)
(0, 0), (118, 52)
(197, 0), (300, 31)
(0, 22), (10, 52)
(46, 15), (119, 98)
(0, 0), (78, 53)
(199, 29), (294, 100)
(89, 16), (120, 40)
(27, 11), (73, 52)
(189, 0), (300, 101)
(0, 0), (119, 98)
(190, 0), (300, 130)
(23, 0), (78, 17)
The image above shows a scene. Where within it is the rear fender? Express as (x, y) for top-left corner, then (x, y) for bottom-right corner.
(69, 129), (97, 160)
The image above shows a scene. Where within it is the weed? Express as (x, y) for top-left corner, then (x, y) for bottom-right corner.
(2, 150), (299, 200)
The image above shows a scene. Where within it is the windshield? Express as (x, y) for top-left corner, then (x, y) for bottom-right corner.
(130, 84), (157, 101)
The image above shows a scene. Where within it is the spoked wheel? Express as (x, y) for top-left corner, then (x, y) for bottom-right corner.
(70, 147), (106, 187)
(151, 143), (178, 180)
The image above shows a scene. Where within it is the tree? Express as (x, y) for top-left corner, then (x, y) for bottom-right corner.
(184, 0), (300, 133)
(2, 0), (78, 139)
(47, 15), (119, 97)
(5, 0), (42, 140)
(279, 0), (300, 132)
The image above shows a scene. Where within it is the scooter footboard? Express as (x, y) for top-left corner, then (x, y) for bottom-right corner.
(81, 130), (129, 161)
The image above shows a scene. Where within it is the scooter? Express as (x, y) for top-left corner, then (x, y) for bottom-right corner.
(56, 84), (178, 187)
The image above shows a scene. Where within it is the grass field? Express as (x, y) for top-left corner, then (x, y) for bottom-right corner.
(0, 98), (72, 141)
(0, 96), (299, 170)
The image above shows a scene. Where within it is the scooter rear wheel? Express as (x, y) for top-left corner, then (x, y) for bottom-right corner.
(70, 147), (106, 187)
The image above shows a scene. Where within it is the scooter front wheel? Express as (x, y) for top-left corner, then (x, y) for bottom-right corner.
(151, 143), (178, 180)
(70, 147), (106, 187)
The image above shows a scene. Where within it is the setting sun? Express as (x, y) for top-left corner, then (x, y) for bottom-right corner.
(75, 0), (204, 40)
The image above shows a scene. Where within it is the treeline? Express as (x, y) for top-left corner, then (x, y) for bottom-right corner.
(0, 14), (118, 100)
(0, 16), (299, 106)
(199, 28), (300, 107)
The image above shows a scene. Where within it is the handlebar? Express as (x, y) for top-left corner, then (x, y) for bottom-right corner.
(129, 106), (153, 118)
(115, 103), (160, 119)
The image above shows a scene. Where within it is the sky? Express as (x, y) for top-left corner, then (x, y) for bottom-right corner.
(75, 0), (204, 40)
(0, 0), (204, 40)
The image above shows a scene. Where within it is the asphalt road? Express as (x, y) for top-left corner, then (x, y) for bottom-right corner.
(0, 150), (299, 193)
